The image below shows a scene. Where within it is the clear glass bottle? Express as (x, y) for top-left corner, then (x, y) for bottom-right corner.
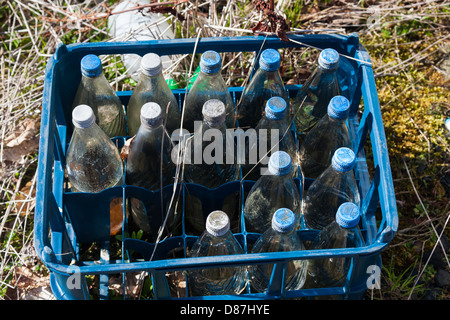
(183, 99), (240, 236)
(182, 50), (235, 132)
(298, 95), (351, 179)
(306, 202), (365, 288)
(250, 208), (308, 293)
(302, 147), (360, 230)
(292, 48), (341, 141)
(66, 104), (124, 235)
(125, 102), (177, 235)
(72, 54), (127, 138)
(183, 99), (239, 188)
(237, 48), (289, 129)
(188, 210), (246, 297)
(243, 151), (301, 234)
(243, 96), (297, 181)
(126, 53), (181, 136)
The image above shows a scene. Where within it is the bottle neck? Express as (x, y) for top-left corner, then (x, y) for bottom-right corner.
(317, 65), (338, 74)
(140, 71), (166, 86)
(327, 115), (347, 124)
(139, 122), (164, 132)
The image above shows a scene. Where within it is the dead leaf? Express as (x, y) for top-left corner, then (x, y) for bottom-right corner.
(120, 135), (135, 160)
(2, 118), (39, 163)
(4, 118), (38, 147)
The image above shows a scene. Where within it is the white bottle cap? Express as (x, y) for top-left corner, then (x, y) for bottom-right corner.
(72, 104), (96, 129)
(202, 99), (226, 127)
(140, 102), (163, 127)
(141, 53), (163, 77)
(206, 210), (230, 237)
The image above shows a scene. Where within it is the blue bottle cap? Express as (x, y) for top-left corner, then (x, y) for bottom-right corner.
(206, 210), (230, 237)
(445, 118), (450, 132)
(265, 97), (287, 120)
(336, 202), (360, 229)
(260, 49), (281, 72)
(318, 48), (340, 70)
(331, 147), (356, 172)
(200, 50), (222, 74)
(268, 151), (292, 176)
(327, 96), (350, 120)
(80, 54), (102, 78)
(202, 99), (226, 126)
(140, 102), (163, 127)
(272, 208), (296, 233)
(141, 53), (163, 76)
(72, 104), (95, 129)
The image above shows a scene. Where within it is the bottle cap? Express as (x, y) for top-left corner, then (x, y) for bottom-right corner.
(206, 210), (230, 237)
(336, 202), (360, 229)
(260, 49), (281, 72)
(268, 151), (292, 176)
(331, 147), (356, 172)
(272, 208), (296, 233)
(200, 50), (222, 74)
(318, 48), (340, 71)
(140, 102), (163, 127)
(80, 54), (102, 78)
(202, 99), (226, 127)
(72, 104), (96, 129)
(265, 97), (287, 120)
(327, 96), (350, 120)
(141, 53), (163, 77)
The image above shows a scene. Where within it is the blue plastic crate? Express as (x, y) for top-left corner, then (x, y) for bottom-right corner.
(34, 34), (398, 300)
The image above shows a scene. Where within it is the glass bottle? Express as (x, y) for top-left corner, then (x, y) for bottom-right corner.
(250, 208), (308, 293)
(298, 95), (351, 179)
(183, 99), (239, 188)
(237, 48), (288, 129)
(292, 48), (340, 141)
(188, 210), (246, 296)
(126, 53), (181, 136)
(302, 147), (360, 230)
(72, 54), (127, 138)
(306, 202), (365, 288)
(66, 104), (124, 235)
(182, 50), (235, 132)
(242, 96), (297, 181)
(243, 151), (301, 234)
(183, 99), (240, 236)
(125, 102), (177, 236)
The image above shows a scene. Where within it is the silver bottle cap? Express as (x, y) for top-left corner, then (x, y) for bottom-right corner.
(140, 102), (163, 127)
(206, 210), (230, 237)
(72, 104), (96, 129)
(202, 99), (226, 127)
(141, 53), (163, 77)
